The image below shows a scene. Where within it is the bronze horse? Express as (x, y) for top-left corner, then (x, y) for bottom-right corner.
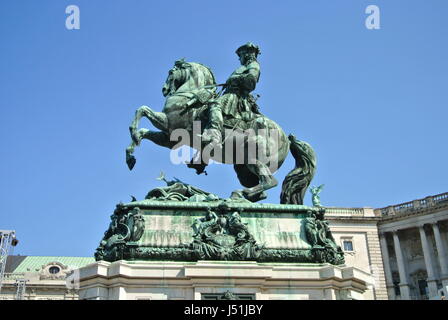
(126, 61), (315, 203)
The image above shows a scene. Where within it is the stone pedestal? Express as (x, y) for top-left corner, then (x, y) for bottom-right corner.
(78, 260), (372, 300)
(87, 189), (371, 300)
(94, 199), (344, 265)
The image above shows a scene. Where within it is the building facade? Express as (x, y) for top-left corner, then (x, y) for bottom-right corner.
(0, 256), (94, 300)
(375, 193), (448, 300)
(326, 192), (448, 300)
(325, 206), (388, 300)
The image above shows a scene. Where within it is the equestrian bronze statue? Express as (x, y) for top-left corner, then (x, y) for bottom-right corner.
(126, 43), (316, 203)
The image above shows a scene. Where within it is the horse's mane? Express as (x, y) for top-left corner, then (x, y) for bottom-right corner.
(195, 62), (217, 85)
(183, 62), (217, 87)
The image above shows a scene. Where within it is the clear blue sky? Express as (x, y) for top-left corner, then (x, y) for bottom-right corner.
(1, 0), (447, 257)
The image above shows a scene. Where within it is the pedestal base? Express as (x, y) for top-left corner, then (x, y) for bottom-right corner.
(79, 260), (372, 300)
(94, 200), (344, 265)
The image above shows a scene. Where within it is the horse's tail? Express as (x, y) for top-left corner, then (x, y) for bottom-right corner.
(280, 134), (317, 205)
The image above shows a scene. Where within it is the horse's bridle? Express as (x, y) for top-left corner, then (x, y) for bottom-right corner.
(165, 65), (189, 95)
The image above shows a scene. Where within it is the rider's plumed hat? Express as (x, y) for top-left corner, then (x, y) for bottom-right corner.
(236, 42), (261, 57)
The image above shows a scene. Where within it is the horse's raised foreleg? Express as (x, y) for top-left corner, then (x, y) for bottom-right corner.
(130, 106), (168, 145)
(138, 129), (173, 148)
(126, 129), (173, 170)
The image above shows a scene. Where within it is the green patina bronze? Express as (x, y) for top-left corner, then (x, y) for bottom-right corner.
(95, 178), (344, 265)
(125, 43), (314, 203)
(94, 44), (344, 265)
(310, 184), (325, 207)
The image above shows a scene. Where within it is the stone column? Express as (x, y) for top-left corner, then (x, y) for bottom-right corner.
(418, 225), (439, 298)
(379, 232), (396, 299)
(432, 222), (448, 290)
(392, 230), (411, 299)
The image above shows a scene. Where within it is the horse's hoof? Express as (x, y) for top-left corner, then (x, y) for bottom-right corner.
(230, 190), (245, 200)
(258, 191), (267, 201)
(126, 154), (136, 170)
(242, 189), (267, 202)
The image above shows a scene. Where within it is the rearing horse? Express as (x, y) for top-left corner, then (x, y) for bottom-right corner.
(126, 61), (314, 203)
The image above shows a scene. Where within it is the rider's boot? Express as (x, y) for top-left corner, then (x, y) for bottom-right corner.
(198, 103), (223, 148)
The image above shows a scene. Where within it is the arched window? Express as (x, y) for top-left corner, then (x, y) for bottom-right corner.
(49, 266), (60, 274)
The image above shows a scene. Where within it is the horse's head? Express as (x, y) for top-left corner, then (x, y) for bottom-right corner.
(162, 60), (216, 97)
(162, 59), (188, 97)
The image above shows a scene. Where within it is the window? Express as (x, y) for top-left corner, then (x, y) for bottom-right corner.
(343, 240), (354, 252)
(393, 282), (401, 296)
(49, 266), (60, 274)
(418, 280), (428, 299)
